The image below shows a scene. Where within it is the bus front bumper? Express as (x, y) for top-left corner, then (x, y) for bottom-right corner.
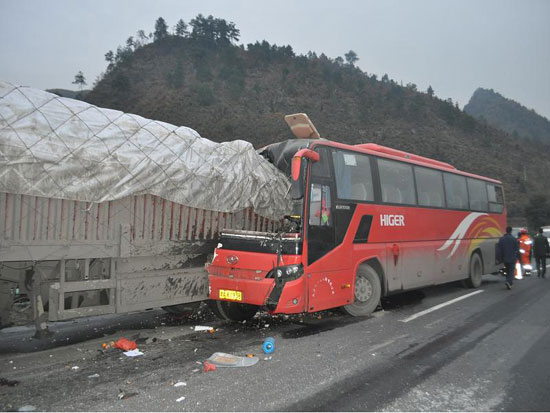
(208, 274), (307, 314)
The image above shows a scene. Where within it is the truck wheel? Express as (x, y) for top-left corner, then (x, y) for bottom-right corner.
(343, 264), (381, 317)
(208, 300), (258, 322)
(465, 252), (483, 288)
(162, 301), (201, 316)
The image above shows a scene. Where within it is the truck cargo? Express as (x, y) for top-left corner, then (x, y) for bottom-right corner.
(0, 81), (291, 334)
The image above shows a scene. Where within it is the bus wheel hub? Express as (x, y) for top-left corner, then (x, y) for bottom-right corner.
(355, 276), (372, 302)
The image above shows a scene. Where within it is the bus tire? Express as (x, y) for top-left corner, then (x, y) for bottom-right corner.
(465, 252), (483, 288)
(208, 300), (258, 322)
(343, 264), (381, 317)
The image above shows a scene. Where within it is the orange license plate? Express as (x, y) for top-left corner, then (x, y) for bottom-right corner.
(219, 289), (242, 301)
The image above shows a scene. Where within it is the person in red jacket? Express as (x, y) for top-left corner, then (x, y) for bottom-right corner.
(517, 228), (533, 277)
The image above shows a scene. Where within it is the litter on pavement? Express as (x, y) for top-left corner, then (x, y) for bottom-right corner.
(176, 397), (186, 402)
(71, 366), (79, 370)
(114, 338), (137, 351)
(174, 382), (186, 387)
(123, 349), (144, 357)
(118, 391), (138, 400)
(87, 374), (100, 378)
(262, 337), (275, 354)
(193, 326), (214, 332)
(206, 352), (259, 367)
(203, 361), (217, 372)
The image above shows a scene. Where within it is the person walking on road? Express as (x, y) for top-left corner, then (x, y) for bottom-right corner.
(497, 226), (519, 289)
(517, 228), (533, 277)
(533, 228), (550, 279)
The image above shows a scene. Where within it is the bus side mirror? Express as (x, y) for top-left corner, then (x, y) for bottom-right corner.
(291, 149), (319, 181)
(291, 149), (319, 200)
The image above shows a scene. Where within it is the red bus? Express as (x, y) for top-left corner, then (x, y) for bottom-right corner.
(207, 137), (506, 321)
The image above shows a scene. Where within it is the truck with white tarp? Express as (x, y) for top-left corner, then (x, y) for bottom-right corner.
(0, 81), (291, 334)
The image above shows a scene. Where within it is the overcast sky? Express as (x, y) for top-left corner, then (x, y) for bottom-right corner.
(1, 0), (549, 119)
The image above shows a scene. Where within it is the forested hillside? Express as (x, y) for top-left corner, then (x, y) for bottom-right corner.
(464, 88), (550, 143)
(85, 15), (550, 220)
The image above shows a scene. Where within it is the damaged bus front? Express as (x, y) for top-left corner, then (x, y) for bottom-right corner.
(207, 140), (318, 321)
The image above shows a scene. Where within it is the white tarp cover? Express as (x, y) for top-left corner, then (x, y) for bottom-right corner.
(0, 81), (291, 220)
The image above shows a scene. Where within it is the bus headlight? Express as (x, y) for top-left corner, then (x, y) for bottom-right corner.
(267, 264), (303, 280)
(285, 266), (300, 275)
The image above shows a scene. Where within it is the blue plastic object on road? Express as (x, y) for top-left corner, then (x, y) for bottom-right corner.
(263, 337), (275, 354)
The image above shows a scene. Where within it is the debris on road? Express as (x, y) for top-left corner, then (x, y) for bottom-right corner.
(71, 366), (79, 370)
(264, 356), (272, 361)
(87, 373), (100, 378)
(123, 349), (144, 357)
(118, 391), (138, 400)
(174, 382), (186, 387)
(114, 337), (137, 351)
(176, 396), (185, 402)
(193, 326), (214, 332)
(206, 352), (259, 367)
(262, 337), (275, 354)
(203, 361), (216, 372)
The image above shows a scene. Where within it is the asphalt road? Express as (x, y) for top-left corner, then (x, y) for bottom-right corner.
(1, 269), (549, 411)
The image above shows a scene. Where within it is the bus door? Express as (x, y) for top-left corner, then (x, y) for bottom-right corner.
(305, 149), (352, 312)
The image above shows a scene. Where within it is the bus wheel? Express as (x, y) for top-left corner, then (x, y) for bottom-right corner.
(465, 252), (483, 288)
(343, 265), (381, 317)
(208, 300), (258, 322)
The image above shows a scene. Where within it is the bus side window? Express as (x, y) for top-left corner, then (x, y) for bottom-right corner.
(444, 173), (468, 209)
(332, 151), (374, 202)
(378, 158), (416, 205)
(309, 184), (332, 226)
(414, 166), (445, 208)
(467, 178), (489, 211)
(487, 183), (504, 213)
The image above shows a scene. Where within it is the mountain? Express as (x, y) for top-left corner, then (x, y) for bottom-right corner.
(85, 21), (550, 220)
(464, 88), (550, 143)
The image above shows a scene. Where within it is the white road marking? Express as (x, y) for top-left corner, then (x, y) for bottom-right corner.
(399, 290), (484, 323)
(368, 335), (408, 352)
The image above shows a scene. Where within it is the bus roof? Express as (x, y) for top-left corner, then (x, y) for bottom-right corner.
(311, 139), (502, 185)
